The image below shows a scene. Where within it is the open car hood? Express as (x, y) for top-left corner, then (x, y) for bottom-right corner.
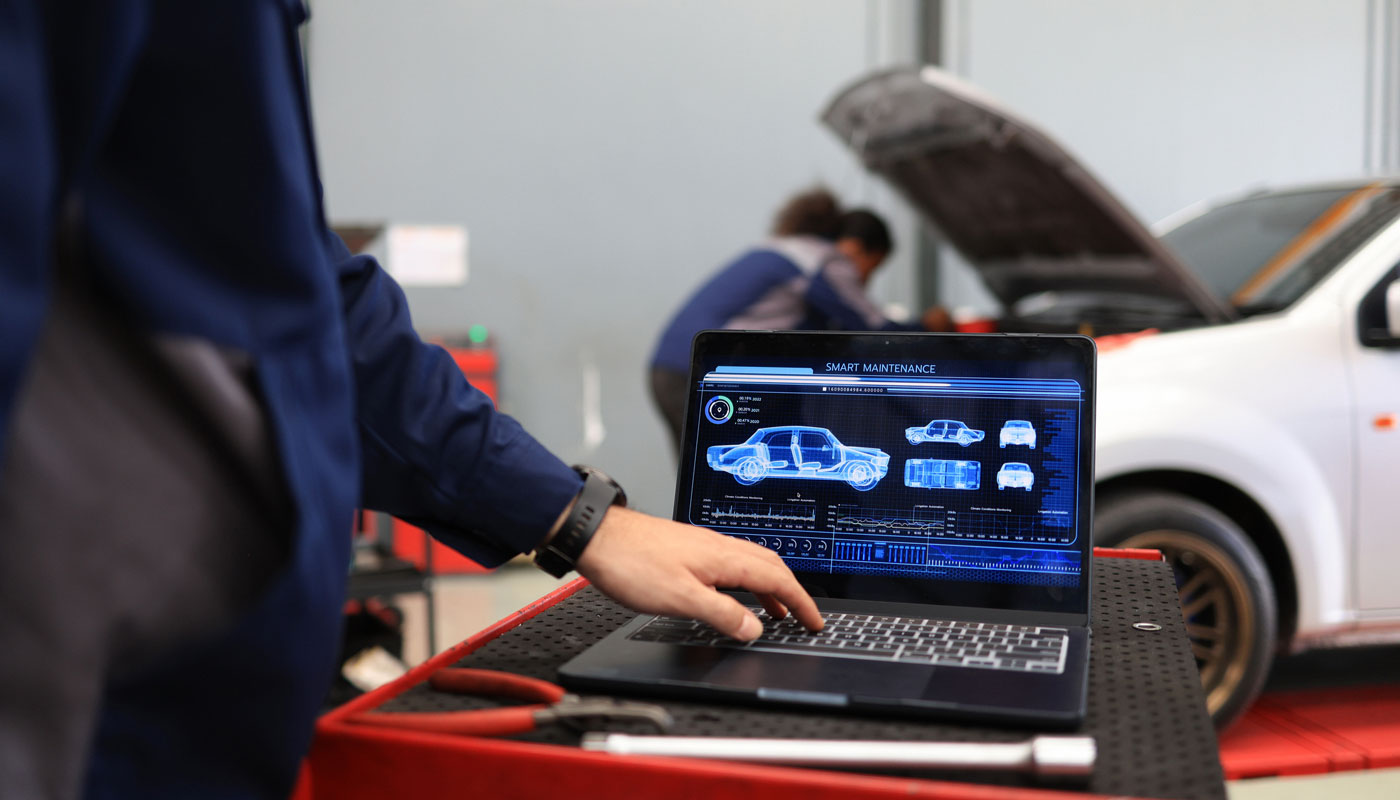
(822, 67), (1235, 323)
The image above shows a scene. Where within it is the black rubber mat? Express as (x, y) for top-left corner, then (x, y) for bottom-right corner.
(376, 557), (1224, 799)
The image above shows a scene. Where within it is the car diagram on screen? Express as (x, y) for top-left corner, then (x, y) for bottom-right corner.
(999, 420), (1037, 449)
(905, 419), (985, 446)
(997, 462), (1035, 491)
(904, 459), (981, 490)
(707, 426), (890, 491)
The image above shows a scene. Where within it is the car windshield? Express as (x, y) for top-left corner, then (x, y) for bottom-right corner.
(1159, 187), (1400, 315)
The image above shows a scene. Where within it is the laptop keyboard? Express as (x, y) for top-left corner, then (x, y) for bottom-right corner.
(628, 608), (1069, 675)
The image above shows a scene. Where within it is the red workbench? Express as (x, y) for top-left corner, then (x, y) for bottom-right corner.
(306, 548), (1223, 799)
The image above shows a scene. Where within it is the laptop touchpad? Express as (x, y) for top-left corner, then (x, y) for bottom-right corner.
(703, 651), (934, 700)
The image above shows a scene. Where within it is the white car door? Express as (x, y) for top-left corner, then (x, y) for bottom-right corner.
(1343, 253), (1400, 613)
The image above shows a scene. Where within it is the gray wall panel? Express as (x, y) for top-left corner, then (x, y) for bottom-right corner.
(308, 1), (918, 513)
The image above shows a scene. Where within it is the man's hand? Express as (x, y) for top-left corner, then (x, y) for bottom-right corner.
(573, 507), (824, 641)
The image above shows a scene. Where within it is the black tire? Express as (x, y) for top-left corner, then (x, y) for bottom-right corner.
(1095, 490), (1276, 730)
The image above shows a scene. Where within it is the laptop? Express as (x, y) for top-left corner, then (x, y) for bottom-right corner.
(560, 331), (1095, 727)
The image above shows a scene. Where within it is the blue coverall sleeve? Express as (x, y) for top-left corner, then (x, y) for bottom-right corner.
(329, 231), (584, 567)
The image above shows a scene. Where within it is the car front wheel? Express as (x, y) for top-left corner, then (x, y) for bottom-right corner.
(1095, 490), (1276, 730)
(845, 462), (879, 491)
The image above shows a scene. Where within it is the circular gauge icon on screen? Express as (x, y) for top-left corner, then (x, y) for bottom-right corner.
(705, 395), (734, 424)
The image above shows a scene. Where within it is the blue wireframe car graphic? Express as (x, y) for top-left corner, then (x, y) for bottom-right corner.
(999, 420), (1037, 449)
(904, 459), (981, 490)
(996, 462), (1035, 491)
(905, 419), (986, 446)
(707, 426), (890, 491)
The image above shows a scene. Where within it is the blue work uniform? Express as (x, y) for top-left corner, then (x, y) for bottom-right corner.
(0, 2), (582, 798)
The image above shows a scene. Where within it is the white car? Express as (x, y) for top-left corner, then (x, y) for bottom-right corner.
(906, 419), (985, 446)
(996, 462), (1034, 491)
(826, 65), (1400, 728)
(999, 420), (1036, 449)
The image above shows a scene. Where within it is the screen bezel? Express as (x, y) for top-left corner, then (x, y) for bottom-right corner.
(673, 330), (1096, 621)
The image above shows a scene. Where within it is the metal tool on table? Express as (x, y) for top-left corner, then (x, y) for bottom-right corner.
(348, 668), (673, 737)
(581, 733), (1096, 778)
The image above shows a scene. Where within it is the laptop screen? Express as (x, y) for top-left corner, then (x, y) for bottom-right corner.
(675, 331), (1095, 617)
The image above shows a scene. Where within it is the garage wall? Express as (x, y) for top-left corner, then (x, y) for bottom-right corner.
(935, 0), (1386, 310)
(307, 1), (921, 513)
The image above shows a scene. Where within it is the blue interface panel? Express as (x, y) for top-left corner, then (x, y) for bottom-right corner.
(684, 367), (1085, 587)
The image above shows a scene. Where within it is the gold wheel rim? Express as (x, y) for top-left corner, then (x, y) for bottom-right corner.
(1119, 530), (1256, 716)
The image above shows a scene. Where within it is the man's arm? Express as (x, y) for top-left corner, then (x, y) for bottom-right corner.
(329, 231), (821, 637)
(330, 229), (583, 567)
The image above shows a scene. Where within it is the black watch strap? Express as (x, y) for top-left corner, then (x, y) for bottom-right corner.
(533, 465), (626, 578)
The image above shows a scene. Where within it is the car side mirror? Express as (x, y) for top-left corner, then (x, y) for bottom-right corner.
(1387, 279), (1400, 338)
(1359, 275), (1400, 348)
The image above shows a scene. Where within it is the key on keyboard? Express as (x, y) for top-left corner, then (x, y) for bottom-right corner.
(627, 608), (1069, 675)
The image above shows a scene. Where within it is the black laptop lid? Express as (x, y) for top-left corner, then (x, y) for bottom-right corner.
(674, 331), (1096, 619)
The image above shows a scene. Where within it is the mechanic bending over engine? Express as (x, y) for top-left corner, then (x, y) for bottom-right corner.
(649, 188), (953, 451)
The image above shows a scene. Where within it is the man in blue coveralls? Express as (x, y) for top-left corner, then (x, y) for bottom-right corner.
(0, 3), (821, 798)
(650, 190), (953, 451)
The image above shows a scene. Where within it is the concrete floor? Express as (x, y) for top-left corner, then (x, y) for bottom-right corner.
(392, 565), (1400, 799)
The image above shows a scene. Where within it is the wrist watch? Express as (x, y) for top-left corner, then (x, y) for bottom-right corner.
(533, 465), (627, 578)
